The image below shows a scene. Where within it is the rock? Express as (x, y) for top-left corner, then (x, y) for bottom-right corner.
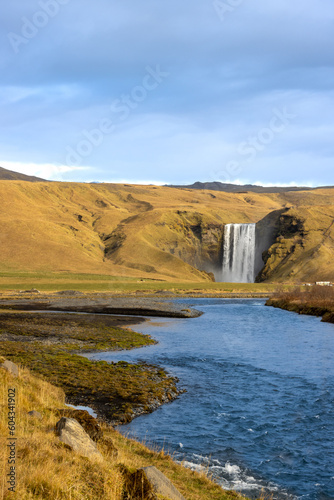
(55, 417), (103, 461)
(55, 409), (103, 442)
(54, 290), (84, 296)
(120, 466), (157, 500)
(1, 360), (19, 377)
(322, 311), (334, 324)
(140, 466), (186, 500)
(28, 410), (43, 420)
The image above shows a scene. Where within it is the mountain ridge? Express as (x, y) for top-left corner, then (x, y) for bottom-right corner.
(168, 181), (334, 194)
(0, 166), (46, 182)
(1, 166), (333, 193)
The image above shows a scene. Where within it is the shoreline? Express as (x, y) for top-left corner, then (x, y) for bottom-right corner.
(0, 291), (274, 427)
(266, 297), (334, 324)
(0, 363), (249, 500)
(0, 298), (194, 426)
(0, 292), (281, 428)
(0, 292), (203, 318)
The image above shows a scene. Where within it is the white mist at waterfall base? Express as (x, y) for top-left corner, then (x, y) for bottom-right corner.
(221, 223), (256, 283)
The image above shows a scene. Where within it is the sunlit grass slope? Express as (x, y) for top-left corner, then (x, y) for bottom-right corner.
(0, 362), (249, 499)
(0, 181), (334, 283)
(0, 181), (280, 281)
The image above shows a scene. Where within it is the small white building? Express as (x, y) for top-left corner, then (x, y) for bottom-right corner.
(315, 281), (333, 286)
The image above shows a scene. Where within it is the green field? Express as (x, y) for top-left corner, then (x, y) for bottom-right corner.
(0, 271), (281, 294)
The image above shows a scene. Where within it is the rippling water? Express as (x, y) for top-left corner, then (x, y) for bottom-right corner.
(88, 299), (334, 499)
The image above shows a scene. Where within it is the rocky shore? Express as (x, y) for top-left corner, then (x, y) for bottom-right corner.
(0, 291), (203, 318)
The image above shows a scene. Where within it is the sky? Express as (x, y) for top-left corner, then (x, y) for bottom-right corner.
(1, 0), (334, 185)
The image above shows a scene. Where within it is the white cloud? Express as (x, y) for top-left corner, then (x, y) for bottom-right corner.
(253, 180), (315, 188)
(0, 161), (91, 181)
(99, 179), (166, 185)
(1, 1), (333, 187)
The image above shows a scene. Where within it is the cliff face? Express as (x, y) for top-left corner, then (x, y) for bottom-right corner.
(256, 206), (334, 282)
(255, 209), (286, 277)
(147, 211), (224, 277)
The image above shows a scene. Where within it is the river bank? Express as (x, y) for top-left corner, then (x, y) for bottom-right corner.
(108, 297), (334, 499)
(0, 291), (203, 317)
(0, 294), (258, 499)
(0, 297), (199, 424)
(0, 360), (249, 500)
(266, 286), (334, 324)
(266, 298), (334, 323)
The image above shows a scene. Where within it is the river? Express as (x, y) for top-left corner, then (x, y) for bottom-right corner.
(87, 298), (334, 499)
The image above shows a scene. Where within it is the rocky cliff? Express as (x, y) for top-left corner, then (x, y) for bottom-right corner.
(256, 205), (334, 282)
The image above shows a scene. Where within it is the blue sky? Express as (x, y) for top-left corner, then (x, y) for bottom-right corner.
(1, 0), (334, 185)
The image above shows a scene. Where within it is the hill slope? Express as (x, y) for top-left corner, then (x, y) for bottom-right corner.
(168, 181), (332, 194)
(0, 181), (333, 282)
(0, 166), (46, 182)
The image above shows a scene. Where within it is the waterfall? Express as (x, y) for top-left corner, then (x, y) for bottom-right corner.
(221, 223), (256, 283)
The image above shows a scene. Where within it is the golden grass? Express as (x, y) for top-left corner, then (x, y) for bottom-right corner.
(0, 364), (124, 499)
(0, 181), (333, 283)
(0, 181), (282, 281)
(0, 272), (279, 293)
(0, 363), (251, 499)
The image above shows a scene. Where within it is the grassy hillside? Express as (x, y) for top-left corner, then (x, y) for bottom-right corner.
(169, 180), (318, 193)
(0, 181), (333, 283)
(0, 361), (249, 499)
(0, 181), (279, 281)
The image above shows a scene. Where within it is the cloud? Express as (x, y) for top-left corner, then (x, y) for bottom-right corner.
(0, 161), (91, 181)
(1, 0), (333, 186)
(99, 179), (166, 186)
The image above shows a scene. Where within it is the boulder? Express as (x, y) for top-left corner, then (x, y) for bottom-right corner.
(120, 466), (157, 499)
(55, 409), (103, 442)
(55, 417), (103, 462)
(140, 466), (186, 500)
(1, 360), (19, 377)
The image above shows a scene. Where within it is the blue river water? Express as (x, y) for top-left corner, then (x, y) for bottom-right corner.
(87, 299), (334, 499)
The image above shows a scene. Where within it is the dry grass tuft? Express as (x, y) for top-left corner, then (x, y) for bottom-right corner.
(273, 284), (334, 304)
(268, 285), (334, 323)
